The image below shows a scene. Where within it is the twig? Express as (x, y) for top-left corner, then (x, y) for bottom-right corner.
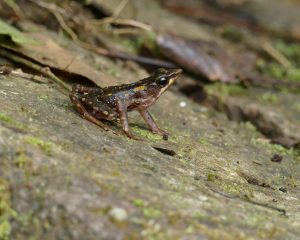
(78, 40), (176, 68)
(10, 69), (49, 84)
(3, 0), (24, 19)
(109, 28), (147, 36)
(91, 17), (153, 32)
(28, 0), (66, 15)
(112, 0), (129, 17)
(29, 0), (78, 41)
(0, 48), (71, 92)
(27, 0), (174, 68)
(262, 41), (291, 69)
(53, 11), (78, 41)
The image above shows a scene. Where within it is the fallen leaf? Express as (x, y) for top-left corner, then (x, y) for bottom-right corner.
(157, 33), (256, 83)
(0, 19), (40, 45)
(1, 33), (117, 87)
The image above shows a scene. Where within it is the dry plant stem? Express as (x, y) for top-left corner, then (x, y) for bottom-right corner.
(29, 0), (78, 41)
(77, 36), (175, 67)
(41, 67), (71, 92)
(10, 69), (49, 84)
(0, 48), (71, 92)
(77, 40), (176, 68)
(262, 41), (291, 69)
(29, 0), (66, 15)
(111, 28), (145, 35)
(112, 0), (129, 17)
(3, 0), (24, 19)
(91, 17), (153, 32)
(53, 11), (78, 41)
(28, 0), (171, 67)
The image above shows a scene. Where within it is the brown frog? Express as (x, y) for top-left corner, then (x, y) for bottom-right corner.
(70, 68), (182, 139)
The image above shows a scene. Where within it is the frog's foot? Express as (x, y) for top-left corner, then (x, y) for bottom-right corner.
(138, 109), (168, 139)
(123, 130), (143, 141)
(150, 127), (168, 135)
(70, 93), (116, 134)
(151, 128), (169, 140)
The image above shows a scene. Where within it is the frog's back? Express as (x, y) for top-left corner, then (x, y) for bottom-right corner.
(102, 76), (152, 94)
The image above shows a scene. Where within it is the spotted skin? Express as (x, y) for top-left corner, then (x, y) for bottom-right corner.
(69, 68), (182, 139)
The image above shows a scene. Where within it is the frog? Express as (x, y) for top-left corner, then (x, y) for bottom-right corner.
(69, 68), (182, 139)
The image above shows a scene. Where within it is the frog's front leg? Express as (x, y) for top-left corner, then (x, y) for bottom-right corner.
(116, 100), (137, 139)
(139, 109), (168, 137)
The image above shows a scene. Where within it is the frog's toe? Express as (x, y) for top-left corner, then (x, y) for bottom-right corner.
(152, 128), (169, 136)
(109, 128), (119, 136)
(152, 129), (169, 140)
(123, 130), (142, 141)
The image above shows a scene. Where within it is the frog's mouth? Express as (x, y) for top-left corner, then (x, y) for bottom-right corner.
(159, 68), (182, 95)
(168, 68), (182, 85)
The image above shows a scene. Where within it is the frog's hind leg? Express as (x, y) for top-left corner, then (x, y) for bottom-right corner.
(70, 93), (111, 132)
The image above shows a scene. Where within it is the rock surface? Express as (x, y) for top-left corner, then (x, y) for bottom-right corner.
(0, 70), (300, 239)
(0, 0), (300, 239)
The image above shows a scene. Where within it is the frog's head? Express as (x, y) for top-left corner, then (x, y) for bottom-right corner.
(150, 68), (182, 94)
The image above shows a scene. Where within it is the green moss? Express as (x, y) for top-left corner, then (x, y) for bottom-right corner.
(132, 199), (145, 208)
(129, 217), (145, 226)
(24, 136), (54, 156)
(275, 40), (300, 66)
(293, 145), (300, 161)
(207, 172), (219, 182)
(142, 207), (161, 218)
(260, 92), (279, 104)
(133, 199), (162, 218)
(0, 179), (17, 240)
(199, 139), (210, 146)
(14, 150), (30, 168)
(132, 126), (162, 141)
(140, 31), (158, 53)
(206, 83), (246, 97)
(133, 199), (162, 219)
(257, 39), (300, 86)
(220, 25), (243, 43)
(108, 31), (156, 55)
(111, 37), (140, 54)
(38, 95), (49, 101)
(245, 213), (268, 228)
(286, 68), (300, 82)
(258, 61), (300, 83)
(293, 103), (300, 112)
(0, 112), (26, 131)
(244, 121), (257, 132)
(257, 61), (284, 79)
(251, 137), (292, 156)
(266, 143), (291, 156)
(0, 221), (10, 240)
(217, 180), (251, 197)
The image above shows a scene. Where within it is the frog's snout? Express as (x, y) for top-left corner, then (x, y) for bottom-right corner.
(171, 68), (182, 76)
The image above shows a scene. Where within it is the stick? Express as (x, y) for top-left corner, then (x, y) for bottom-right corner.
(0, 48), (71, 92)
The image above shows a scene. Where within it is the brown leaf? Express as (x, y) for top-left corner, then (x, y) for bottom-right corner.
(156, 33), (256, 83)
(2, 33), (117, 87)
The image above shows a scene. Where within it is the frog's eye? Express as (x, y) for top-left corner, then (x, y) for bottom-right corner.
(156, 76), (168, 87)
